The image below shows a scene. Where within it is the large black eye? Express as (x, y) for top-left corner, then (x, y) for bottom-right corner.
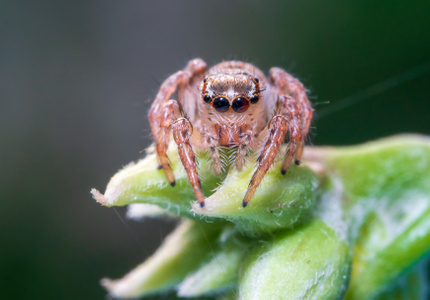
(203, 95), (212, 103)
(213, 97), (230, 112)
(232, 97), (250, 113)
(250, 95), (259, 104)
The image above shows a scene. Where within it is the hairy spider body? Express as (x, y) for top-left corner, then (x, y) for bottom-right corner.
(149, 59), (313, 207)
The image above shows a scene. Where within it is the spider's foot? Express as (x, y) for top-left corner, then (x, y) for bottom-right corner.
(157, 165), (163, 170)
(199, 201), (205, 208)
(170, 180), (176, 187)
(294, 160), (301, 166)
(281, 169), (287, 175)
(242, 201), (248, 208)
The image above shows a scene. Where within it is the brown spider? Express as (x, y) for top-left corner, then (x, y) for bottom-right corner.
(149, 59), (313, 207)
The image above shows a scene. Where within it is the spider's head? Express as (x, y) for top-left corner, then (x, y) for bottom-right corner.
(201, 73), (261, 114)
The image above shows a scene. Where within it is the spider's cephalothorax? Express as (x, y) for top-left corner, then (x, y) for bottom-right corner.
(202, 73), (260, 113)
(149, 59), (313, 207)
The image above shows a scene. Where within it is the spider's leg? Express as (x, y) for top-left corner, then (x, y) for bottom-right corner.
(207, 137), (221, 174)
(281, 98), (302, 173)
(269, 67), (313, 166)
(189, 124), (221, 175)
(236, 127), (256, 171)
(242, 115), (288, 207)
(236, 142), (248, 171)
(156, 100), (180, 186)
(294, 103), (313, 163)
(294, 141), (305, 166)
(173, 118), (205, 207)
(149, 70), (185, 144)
(148, 59), (207, 183)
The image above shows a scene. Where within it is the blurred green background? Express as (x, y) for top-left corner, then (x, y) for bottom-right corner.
(1, 1), (429, 299)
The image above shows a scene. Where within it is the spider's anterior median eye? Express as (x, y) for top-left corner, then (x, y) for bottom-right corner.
(232, 97), (250, 113)
(213, 97), (230, 112)
(250, 95), (259, 104)
(203, 95), (212, 103)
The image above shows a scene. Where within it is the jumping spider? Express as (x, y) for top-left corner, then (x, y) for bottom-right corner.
(149, 59), (313, 207)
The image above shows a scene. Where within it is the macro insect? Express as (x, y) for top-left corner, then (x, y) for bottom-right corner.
(149, 59), (313, 207)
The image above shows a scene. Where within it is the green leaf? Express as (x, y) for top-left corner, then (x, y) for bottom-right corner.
(238, 218), (351, 299)
(126, 203), (177, 221)
(321, 135), (430, 213)
(92, 143), (319, 234)
(177, 228), (253, 297)
(375, 261), (429, 300)
(94, 134), (430, 298)
(177, 244), (241, 297)
(192, 156), (318, 234)
(92, 144), (225, 219)
(311, 135), (430, 299)
(101, 220), (224, 298)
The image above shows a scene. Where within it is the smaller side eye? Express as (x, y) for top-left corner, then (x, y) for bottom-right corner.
(250, 95), (259, 104)
(203, 95), (212, 103)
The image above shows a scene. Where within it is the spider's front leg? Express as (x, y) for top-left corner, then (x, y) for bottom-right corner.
(148, 59), (207, 185)
(155, 100), (180, 185)
(269, 67), (313, 166)
(172, 118), (205, 207)
(242, 115), (288, 207)
(280, 97), (303, 173)
(242, 95), (303, 207)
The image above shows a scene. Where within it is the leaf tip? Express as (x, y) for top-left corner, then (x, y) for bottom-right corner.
(91, 188), (108, 206)
(100, 277), (114, 290)
(100, 276), (137, 298)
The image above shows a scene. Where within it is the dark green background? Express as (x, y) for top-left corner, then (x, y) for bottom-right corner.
(1, 1), (429, 299)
